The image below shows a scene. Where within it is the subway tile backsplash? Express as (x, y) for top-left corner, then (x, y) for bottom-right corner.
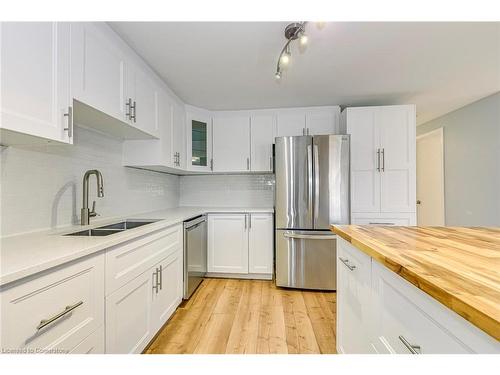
(0, 126), (179, 237)
(179, 174), (275, 208)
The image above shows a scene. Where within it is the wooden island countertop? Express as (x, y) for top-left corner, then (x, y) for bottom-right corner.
(331, 225), (500, 341)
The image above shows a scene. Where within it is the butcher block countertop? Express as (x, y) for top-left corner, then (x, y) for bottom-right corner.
(331, 225), (500, 341)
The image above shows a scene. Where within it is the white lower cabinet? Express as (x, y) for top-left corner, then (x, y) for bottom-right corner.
(150, 250), (183, 333)
(337, 238), (500, 354)
(70, 327), (105, 354)
(208, 213), (273, 278)
(0, 253), (104, 354)
(336, 239), (374, 354)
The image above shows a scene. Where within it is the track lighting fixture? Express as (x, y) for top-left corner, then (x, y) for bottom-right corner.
(275, 22), (310, 80)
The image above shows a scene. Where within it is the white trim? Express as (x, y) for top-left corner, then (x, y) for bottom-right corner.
(417, 127), (446, 225)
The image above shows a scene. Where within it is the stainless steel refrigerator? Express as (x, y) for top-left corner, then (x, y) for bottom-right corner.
(275, 135), (350, 290)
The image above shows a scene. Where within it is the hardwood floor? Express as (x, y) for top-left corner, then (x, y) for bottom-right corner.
(146, 278), (337, 354)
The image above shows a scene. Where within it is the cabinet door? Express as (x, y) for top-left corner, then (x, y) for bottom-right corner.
(158, 90), (173, 167)
(187, 112), (212, 172)
(212, 115), (250, 172)
(1, 22), (72, 143)
(306, 108), (339, 135)
(276, 111), (306, 137)
(172, 101), (186, 169)
(208, 214), (249, 274)
(347, 107), (381, 213)
(250, 114), (275, 172)
(127, 63), (159, 137)
(378, 106), (416, 213)
(151, 249), (183, 333)
(248, 214), (273, 274)
(72, 23), (126, 122)
(336, 238), (373, 354)
(105, 270), (153, 354)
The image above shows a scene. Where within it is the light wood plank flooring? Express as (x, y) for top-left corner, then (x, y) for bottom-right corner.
(146, 278), (337, 354)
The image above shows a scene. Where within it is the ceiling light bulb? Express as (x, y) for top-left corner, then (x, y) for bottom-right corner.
(300, 34), (308, 46)
(275, 71), (281, 80)
(280, 53), (290, 65)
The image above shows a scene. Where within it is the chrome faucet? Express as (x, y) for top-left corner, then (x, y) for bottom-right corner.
(81, 169), (104, 225)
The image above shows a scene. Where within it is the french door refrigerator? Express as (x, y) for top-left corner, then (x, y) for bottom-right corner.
(275, 135), (350, 290)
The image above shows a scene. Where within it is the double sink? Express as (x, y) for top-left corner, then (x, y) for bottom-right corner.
(65, 219), (158, 236)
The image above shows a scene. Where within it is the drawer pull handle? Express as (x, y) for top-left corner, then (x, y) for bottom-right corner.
(37, 301), (84, 331)
(399, 335), (421, 354)
(339, 257), (356, 271)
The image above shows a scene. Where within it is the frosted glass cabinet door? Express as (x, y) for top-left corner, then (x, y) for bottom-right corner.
(187, 112), (212, 172)
(1, 22), (72, 143)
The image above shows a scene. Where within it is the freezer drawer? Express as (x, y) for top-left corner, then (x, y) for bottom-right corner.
(276, 230), (337, 290)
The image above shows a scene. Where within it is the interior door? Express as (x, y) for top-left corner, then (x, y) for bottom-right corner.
(275, 230), (336, 290)
(313, 135), (350, 229)
(347, 108), (381, 213)
(1, 22), (71, 143)
(275, 136), (314, 229)
(379, 105), (416, 213)
(212, 115), (250, 172)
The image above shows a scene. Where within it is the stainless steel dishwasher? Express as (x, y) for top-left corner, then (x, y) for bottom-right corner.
(183, 215), (207, 299)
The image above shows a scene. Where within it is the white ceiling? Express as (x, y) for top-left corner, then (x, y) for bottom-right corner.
(109, 22), (500, 125)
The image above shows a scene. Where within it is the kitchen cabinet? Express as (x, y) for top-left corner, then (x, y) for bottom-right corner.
(105, 269), (154, 354)
(276, 107), (341, 138)
(276, 110), (305, 137)
(0, 22), (73, 145)
(250, 114), (275, 172)
(207, 213), (273, 277)
(212, 114), (251, 172)
(336, 238), (373, 354)
(346, 105), (416, 216)
(72, 22), (127, 123)
(336, 237), (500, 354)
(186, 108), (212, 172)
(208, 214), (249, 273)
(70, 327), (105, 354)
(126, 61), (160, 138)
(150, 249), (183, 333)
(0, 252), (104, 353)
(248, 214), (274, 274)
(172, 101), (187, 169)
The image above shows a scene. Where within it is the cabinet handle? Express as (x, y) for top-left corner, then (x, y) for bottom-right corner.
(125, 98), (132, 119)
(210, 158), (214, 171)
(381, 148), (385, 171)
(247, 158), (250, 170)
(269, 156), (273, 171)
(153, 268), (159, 293)
(398, 335), (421, 354)
(37, 301), (83, 330)
(244, 214), (247, 230)
(63, 106), (73, 138)
(302, 127), (306, 136)
(130, 101), (137, 122)
(376, 149), (381, 172)
(248, 214), (251, 229)
(159, 265), (163, 290)
(339, 257), (356, 271)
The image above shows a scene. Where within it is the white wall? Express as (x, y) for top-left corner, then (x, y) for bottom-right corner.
(180, 174), (274, 208)
(416, 92), (500, 226)
(0, 126), (180, 237)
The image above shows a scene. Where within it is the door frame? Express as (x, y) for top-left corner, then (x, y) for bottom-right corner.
(416, 127), (445, 225)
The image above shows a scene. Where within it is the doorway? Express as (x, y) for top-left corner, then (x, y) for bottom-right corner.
(416, 128), (445, 225)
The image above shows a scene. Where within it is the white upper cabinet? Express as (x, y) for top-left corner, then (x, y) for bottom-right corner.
(72, 23), (126, 122)
(276, 110), (306, 137)
(346, 105), (416, 215)
(186, 108), (212, 172)
(212, 114), (251, 172)
(172, 101), (187, 169)
(306, 107), (341, 135)
(1, 22), (72, 144)
(126, 62), (160, 138)
(250, 114), (275, 172)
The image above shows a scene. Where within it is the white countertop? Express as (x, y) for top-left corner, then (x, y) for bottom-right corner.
(0, 206), (273, 287)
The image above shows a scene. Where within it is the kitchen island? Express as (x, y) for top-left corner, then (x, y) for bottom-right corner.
(331, 225), (500, 354)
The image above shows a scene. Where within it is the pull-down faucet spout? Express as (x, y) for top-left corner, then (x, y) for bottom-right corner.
(81, 169), (104, 225)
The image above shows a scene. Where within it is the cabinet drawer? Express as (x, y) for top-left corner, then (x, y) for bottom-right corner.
(351, 217), (410, 226)
(0, 254), (104, 353)
(371, 262), (499, 354)
(69, 327), (104, 354)
(105, 224), (182, 295)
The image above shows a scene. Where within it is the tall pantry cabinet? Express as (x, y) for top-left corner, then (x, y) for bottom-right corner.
(343, 105), (417, 226)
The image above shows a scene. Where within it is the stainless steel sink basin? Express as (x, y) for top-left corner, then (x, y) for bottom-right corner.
(64, 219), (159, 236)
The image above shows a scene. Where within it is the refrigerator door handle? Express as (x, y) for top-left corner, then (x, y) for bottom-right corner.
(313, 144), (320, 222)
(284, 232), (337, 240)
(307, 144), (313, 223)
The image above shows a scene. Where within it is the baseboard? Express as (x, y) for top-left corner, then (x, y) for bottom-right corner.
(205, 272), (273, 280)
